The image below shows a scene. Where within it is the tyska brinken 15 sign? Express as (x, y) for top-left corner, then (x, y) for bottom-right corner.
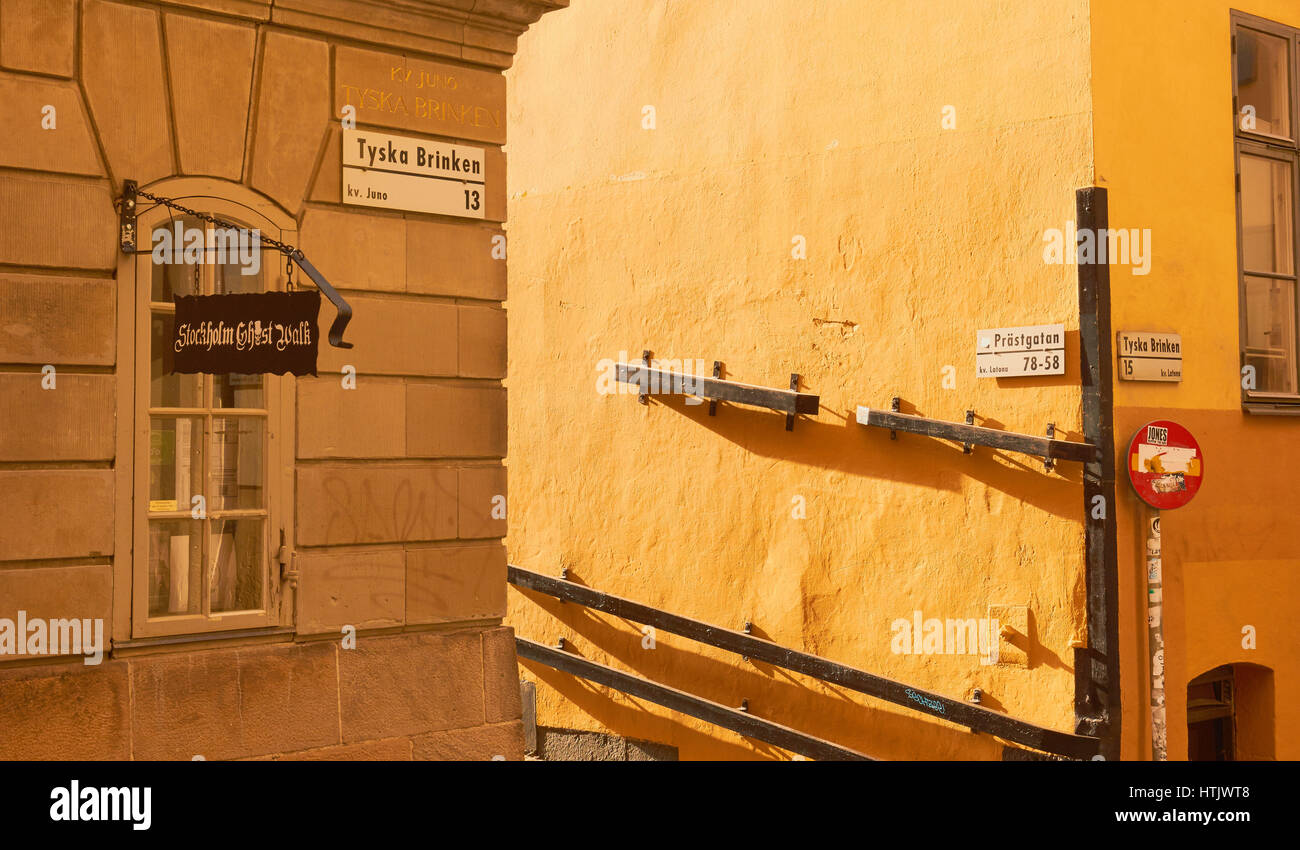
(1126, 420), (1204, 510)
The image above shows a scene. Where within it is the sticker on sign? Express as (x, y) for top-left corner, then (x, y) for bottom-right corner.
(975, 323), (1065, 377)
(342, 128), (486, 219)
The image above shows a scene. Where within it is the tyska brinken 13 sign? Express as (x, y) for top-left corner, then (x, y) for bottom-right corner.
(171, 291), (321, 376)
(1126, 420), (1204, 510)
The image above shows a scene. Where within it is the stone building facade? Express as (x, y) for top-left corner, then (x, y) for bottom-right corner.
(0, 0), (563, 760)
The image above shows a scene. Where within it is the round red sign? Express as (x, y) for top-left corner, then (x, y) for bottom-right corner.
(1127, 420), (1203, 510)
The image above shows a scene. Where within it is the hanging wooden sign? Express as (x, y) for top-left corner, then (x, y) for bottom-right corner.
(171, 291), (320, 376)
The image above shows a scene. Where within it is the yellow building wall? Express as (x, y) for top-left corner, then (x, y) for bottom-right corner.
(1092, 0), (1300, 760)
(505, 0), (1097, 759)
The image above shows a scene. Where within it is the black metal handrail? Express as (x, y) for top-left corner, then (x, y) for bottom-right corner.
(516, 638), (872, 760)
(509, 565), (1101, 759)
(615, 359), (819, 418)
(856, 406), (1098, 464)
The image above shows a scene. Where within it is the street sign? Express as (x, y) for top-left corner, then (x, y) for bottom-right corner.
(1118, 331), (1182, 382)
(343, 128), (487, 219)
(1127, 420), (1203, 509)
(976, 323), (1065, 377)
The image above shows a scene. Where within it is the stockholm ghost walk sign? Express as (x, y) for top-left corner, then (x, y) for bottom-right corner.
(172, 290), (322, 377)
(118, 180), (354, 376)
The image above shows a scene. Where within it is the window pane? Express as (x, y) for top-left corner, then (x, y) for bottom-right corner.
(209, 417), (264, 510)
(213, 231), (265, 295)
(1244, 275), (1298, 395)
(150, 311), (201, 407)
(148, 518), (202, 616)
(213, 373), (264, 409)
(1240, 156), (1294, 275)
(149, 417), (203, 511)
(1237, 28), (1291, 138)
(209, 517), (264, 613)
(150, 217), (202, 302)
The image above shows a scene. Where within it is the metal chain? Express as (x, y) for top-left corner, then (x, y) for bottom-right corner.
(135, 188), (301, 258)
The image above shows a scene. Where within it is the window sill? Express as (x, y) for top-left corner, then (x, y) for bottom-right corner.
(1244, 402), (1300, 416)
(112, 626), (295, 657)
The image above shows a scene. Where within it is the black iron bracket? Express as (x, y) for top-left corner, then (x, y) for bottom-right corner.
(638, 350), (651, 405)
(856, 406), (1097, 465)
(707, 361), (722, 415)
(785, 374), (800, 431)
(616, 357), (819, 428)
(119, 179), (138, 254)
(289, 250), (353, 349)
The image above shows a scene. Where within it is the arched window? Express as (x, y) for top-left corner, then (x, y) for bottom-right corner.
(125, 187), (295, 639)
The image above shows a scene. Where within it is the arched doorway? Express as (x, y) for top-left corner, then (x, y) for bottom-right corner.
(1186, 663), (1275, 760)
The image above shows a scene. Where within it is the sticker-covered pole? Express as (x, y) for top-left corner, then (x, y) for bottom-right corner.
(1146, 509), (1167, 760)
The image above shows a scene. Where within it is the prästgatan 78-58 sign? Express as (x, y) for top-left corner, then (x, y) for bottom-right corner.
(976, 323), (1066, 378)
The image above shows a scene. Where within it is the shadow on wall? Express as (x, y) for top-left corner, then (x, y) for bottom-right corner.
(642, 388), (1083, 521)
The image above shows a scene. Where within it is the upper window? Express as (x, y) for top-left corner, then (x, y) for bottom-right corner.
(1233, 13), (1300, 408)
(1237, 26), (1293, 142)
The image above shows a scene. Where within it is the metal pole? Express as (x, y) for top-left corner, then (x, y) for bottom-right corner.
(1076, 187), (1121, 759)
(1146, 509), (1167, 760)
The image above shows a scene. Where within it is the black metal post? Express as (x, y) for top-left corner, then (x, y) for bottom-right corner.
(1075, 186), (1122, 759)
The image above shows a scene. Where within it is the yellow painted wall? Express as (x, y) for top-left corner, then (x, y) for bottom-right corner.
(1092, 0), (1300, 760)
(505, 0), (1098, 759)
